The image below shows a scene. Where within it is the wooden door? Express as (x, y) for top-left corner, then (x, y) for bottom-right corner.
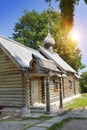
(31, 79), (40, 106)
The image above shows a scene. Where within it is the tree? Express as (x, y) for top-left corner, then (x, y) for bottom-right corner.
(54, 35), (85, 71)
(13, 10), (47, 49)
(50, 13), (85, 71)
(13, 9), (62, 49)
(12, 10), (85, 71)
(45, 0), (87, 30)
(79, 72), (87, 93)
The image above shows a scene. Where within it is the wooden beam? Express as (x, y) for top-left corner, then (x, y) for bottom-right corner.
(46, 77), (50, 112)
(59, 77), (63, 108)
(73, 74), (76, 95)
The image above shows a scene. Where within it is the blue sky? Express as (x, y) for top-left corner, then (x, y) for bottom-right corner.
(0, 0), (87, 73)
(73, 0), (87, 72)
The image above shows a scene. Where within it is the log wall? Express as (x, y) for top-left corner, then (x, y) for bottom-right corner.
(75, 78), (80, 94)
(63, 73), (76, 98)
(0, 48), (23, 107)
(49, 80), (59, 103)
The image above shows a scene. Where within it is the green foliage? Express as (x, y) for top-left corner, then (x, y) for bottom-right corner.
(45, 0), (87, 30)
(79, 72), (87, 93)
(54, 37), (85, 71)
(12, 9), (62, 50)
(64, 94), (87, 109)
(12, 9), (84, 71)
(13, 10), (48, 49)
(51, 18), (85, 71)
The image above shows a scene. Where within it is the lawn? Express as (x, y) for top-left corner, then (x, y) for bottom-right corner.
(47, 94), (87, 130)
(64, 93), (87, 109)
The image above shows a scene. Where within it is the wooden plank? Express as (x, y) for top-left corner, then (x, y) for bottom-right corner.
(0, 84), (22, 87)
(0, 95), (22, 98)
(0, 101), (22, 107)
(0, 71), (22, 79)
(0, 46), (21, 68)
(0, 48), (24, 107)
(0, 90), (22, 94)
(0, 88), (22, 91)
(0, 97), (22, 101)
(0, 83), (22, 87)
(0, 71), (21, 75)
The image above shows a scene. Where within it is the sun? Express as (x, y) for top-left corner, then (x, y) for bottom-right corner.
(68, 31), (79, 42)
(71, 33), (79, 41)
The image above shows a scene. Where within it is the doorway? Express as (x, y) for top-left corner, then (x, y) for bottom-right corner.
(31, 79), (41, 106)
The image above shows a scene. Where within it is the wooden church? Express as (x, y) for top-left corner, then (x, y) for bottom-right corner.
(0, 33), (80, 117)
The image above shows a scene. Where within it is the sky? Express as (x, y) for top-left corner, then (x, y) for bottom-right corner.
(0, 0), (87, 73)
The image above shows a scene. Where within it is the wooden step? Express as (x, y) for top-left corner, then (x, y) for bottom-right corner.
(30, 106), (46, 113)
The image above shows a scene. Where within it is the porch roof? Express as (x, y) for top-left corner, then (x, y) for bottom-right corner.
(31, 54), (60, 72)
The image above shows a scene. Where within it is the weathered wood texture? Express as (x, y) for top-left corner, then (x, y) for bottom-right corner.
(41, 77), (45, 104)
(30, 78), (41, 106)
(63, 73), (79, 98)
(22, 77), (31, 108)
(49, 80), (59, 103)
(0, 48), (23, 107)
(75, 78), (80, 94)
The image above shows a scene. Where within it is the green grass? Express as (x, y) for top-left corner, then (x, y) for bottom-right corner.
(22, 115), (53, 121)
(64, 94), (87, 109)
(47, 117), (87, 130)
(47, 117), (73, 130)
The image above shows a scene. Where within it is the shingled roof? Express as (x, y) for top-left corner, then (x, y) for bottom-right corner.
(0, 36), (59, 71)
(0, 35), (77, 74)
(0, 36), (48, 68)
(39, 46), (76, 73)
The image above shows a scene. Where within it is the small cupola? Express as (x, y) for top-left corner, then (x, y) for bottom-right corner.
(44, 32), (55, 52)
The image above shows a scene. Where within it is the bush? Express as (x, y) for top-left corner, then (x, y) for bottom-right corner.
(79, 72), (87, 93)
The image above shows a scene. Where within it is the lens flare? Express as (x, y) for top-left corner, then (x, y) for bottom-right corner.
(68, 31), (79, 42)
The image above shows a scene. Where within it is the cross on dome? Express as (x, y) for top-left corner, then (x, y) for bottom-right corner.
(44, 1), (55, 52)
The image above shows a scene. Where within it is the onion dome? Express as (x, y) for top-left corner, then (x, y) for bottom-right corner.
(44, 33), (55, 46)
(44, 33), (55, 52)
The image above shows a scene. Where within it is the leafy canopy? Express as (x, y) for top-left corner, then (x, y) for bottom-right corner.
(12, 9), (85, 71)
(13, 10), (47, 49)
(45, 0), (87, 30)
